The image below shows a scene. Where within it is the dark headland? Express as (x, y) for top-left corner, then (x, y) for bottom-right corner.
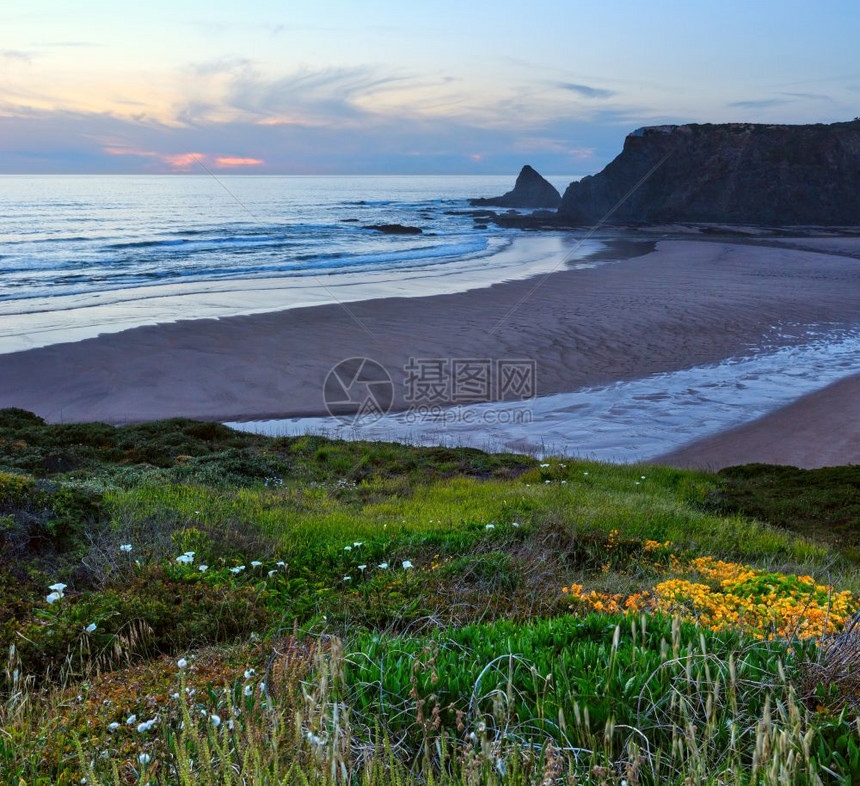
(485, 120), (860, 227)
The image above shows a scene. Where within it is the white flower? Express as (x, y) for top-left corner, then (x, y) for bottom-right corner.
(353, 542), (363, 547)
(251, 561), (262, 567)
(107, 722), (120, 731)
(137, 718), (156, 733)
(402, 560), (413, 570)
(244, 669), (255, 679)
(229, 566), (245, 574)
(198, 565), (208, 572)
(259, 683), (266, 692)
(378, 563), (389, 569)
(560, 463), (566, 468)
(540, 463), (550, 468)
(177, 658), (188, 669)
(176, 554), (193, 565)
(85, 623), (97, 633)
(184, 551), (195, 558)
(126, 714), (137, 725)
(358, 564), (367, 571)
(561, 480), (568, 484)
(544, 480), (551, 484)
(119, 544), (133, 552)
(48, 582), (67, 593)
(512, 522), (520, 527)
(343, 575), (352, 581)
(276, 561), (285, 567)
(267, 570), (276, 577)
(641, 475), (646, 480)
(46, 592), (62, 604)
(138, 753), (151, 766)
(583, 471), (589, 476)
(343, 546), (352, 551)
(210, 714), (221, 727)
(635, 481), (641, 486)
(171, 692), (179, 699)
(244, 684), (252, 697)
(485, 524), (495, 530)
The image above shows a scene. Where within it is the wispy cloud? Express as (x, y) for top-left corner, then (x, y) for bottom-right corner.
(222, 65), (416, 126)
(1, 49), (33, 63)
(727, 98), (791, 109)
(30, 41), (102, 48)
(781, 91), (834, 102)
(512, 136), (595, 159)
(556, 82), (617, 99)
(188, 57), (255, 77)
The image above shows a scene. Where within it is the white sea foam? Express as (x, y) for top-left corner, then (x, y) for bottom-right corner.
(0, 233), (604, 353)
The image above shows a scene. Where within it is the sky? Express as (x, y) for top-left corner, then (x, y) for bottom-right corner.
(1, 1), (859, 175)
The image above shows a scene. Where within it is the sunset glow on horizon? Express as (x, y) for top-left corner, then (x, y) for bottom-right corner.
(2, 1), (859, 174)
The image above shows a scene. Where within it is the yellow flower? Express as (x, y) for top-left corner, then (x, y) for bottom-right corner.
(560, 539), (857, 639)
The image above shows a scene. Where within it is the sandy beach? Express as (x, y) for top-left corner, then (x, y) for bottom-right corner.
(1, 236), (858, 465)
(656, 373), (860, 470)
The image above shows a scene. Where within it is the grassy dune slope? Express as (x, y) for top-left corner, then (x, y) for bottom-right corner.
(0, 409), (857, 785)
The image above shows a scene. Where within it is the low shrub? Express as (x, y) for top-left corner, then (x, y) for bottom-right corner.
(7, 565), (271, 684)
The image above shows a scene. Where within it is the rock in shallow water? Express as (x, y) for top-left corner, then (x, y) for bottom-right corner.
(363, 224), (423, 235)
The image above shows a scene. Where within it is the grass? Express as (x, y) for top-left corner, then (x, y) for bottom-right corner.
(717, 464), (860, 561)
(0, 409), (858, 784)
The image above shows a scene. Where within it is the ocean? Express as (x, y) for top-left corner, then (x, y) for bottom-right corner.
(0, 174), (575, 304)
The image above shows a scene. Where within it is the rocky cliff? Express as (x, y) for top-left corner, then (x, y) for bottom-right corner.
(558, 121), (860, 225)
(471, 165), (561, 208)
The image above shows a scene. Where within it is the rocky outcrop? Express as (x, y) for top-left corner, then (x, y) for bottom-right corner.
(558, 121), (860, 226)
(363, 224), (423, 235)
(471, 165), (561, 209)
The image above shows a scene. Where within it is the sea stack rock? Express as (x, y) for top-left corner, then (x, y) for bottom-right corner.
(471, 165), (562, 209)
(558, 120), (860, 226)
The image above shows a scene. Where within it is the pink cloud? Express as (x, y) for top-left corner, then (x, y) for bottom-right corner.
(161, 152), (205, 170)
(102, 145), (159, 158)
(215, 156), (264, 167)
(101, 145), (204, 171)
(102, 147), (262, 171)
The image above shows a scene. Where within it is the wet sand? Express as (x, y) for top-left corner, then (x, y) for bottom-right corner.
(656, 374), (860, 470)
(0, 237), (858, 468)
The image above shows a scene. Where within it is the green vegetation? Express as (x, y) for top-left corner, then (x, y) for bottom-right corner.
(0, 410), (857, 785)
(717, 464), (860, 560)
